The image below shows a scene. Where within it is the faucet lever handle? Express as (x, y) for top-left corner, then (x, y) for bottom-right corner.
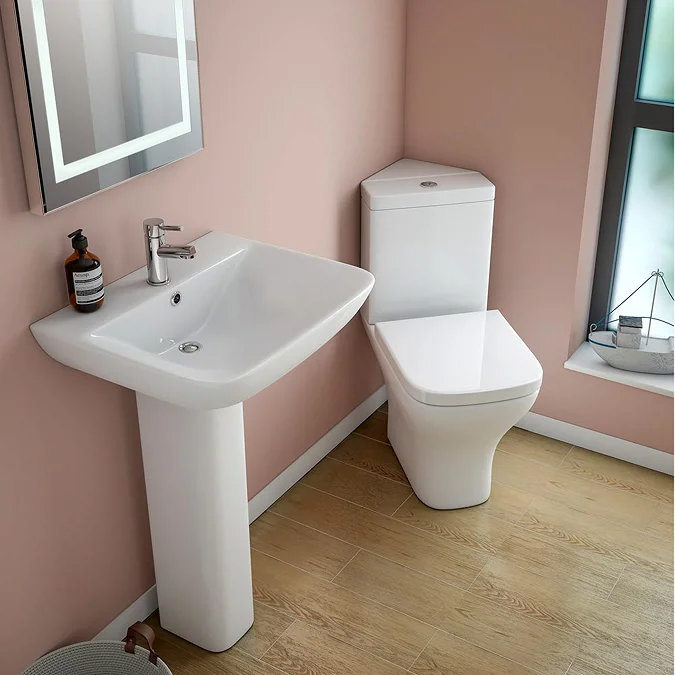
(143, 218), (183, 238)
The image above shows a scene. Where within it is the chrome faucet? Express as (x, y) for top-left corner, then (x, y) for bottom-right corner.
(143, 218), (196, 286)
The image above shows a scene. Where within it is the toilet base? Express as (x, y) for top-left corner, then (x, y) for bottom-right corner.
(387, 389), (538, 509)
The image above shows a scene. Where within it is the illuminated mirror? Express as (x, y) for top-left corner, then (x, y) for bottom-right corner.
(2, 0), (203, 213)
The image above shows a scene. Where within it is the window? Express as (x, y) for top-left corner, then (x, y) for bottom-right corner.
(589, 0), (674, 338)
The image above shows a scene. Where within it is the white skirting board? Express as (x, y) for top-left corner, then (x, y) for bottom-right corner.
(93, 585), (158, 641)
(517, 411), (674, 475)
(94, 384), (387, 641)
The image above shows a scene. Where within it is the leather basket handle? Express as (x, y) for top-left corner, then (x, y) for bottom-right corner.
(124, 621), (159, 665)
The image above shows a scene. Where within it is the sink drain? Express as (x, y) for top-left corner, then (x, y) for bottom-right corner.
(178, 341), (202, 354)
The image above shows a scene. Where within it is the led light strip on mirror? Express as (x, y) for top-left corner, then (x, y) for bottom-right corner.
(30, 0), (192, 183)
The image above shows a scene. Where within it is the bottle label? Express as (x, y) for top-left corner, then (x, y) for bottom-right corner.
(73, 267), (104, 304)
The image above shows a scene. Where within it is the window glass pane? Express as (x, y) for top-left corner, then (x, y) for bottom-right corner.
(638, 0), (674, 103)
(610, 128), (674, 338)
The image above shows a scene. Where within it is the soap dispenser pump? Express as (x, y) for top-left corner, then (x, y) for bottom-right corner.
(64, 229), (104, 312)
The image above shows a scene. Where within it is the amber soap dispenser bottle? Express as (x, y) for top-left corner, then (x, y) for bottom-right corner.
(64, 229), (104, 312)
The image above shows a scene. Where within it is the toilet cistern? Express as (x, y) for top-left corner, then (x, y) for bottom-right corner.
(143, 217), (196, 286)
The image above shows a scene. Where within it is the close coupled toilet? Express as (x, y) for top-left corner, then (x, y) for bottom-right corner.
(361, 159), (543, 510)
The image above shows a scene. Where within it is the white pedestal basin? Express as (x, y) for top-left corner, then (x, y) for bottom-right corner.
(31, 231), (374, 651)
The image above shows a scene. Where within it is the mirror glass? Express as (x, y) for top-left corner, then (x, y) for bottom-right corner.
(11, 0), (202, 213)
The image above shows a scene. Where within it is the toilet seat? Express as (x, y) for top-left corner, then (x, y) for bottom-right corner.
(374, 309), (542, 406)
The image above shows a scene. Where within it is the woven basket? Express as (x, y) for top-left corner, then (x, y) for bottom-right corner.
(22, 622), (172, 675)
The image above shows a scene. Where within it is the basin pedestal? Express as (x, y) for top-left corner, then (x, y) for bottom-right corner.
(136, 394), (254, 651)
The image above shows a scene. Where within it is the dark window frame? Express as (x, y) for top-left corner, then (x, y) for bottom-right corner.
(588, 0), (674, 330)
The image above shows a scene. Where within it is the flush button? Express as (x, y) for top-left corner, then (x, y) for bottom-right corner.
(420, 181), (438, 188)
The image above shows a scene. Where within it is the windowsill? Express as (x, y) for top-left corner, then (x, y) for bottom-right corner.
(564, 342), (673, 397)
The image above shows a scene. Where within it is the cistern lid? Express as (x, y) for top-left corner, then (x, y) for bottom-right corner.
(375, 310), (542, 406)
(361, 158), (495, 210)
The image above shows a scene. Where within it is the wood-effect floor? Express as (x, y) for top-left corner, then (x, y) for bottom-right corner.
(147, 405), (674, 674)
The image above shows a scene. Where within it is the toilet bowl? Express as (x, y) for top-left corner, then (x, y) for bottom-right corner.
(363, 311), (541, 509)
(360, 158), (542, 509)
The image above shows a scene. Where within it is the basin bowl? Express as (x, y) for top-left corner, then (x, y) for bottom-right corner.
(31, 231), (375, 408)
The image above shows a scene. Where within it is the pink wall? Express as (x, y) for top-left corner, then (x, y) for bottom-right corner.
(404, 0), (673, 454)
(2, 1), (671, 671)
(0, 1), (403, 671)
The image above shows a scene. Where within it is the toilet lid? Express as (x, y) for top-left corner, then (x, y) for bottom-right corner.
(374, 310), (542, 406)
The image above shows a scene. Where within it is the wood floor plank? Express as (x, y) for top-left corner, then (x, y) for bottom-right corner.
(608, 560), (674, 623)
(492, 450), (559, 494)
(145, 414), (674, 675)
(497, 427), (572, 467)
(496, 526), (624, 598)
(251, 549), (435, 669)
(411, 630), (540, 675)
(519, 496), (674, 572)
(561, 446), (673, 504)
(540, 469), (665, 531)
(569, 636), (674, 675)
(301, 457), (412, 515)
(438, 592), (580, 675)
(354, 410), (389, 443)
(250, 511), (358, 580)
(378, 401), (388, 413)
(270, 483), (487, 588)
(262, 620), (406, 674)
(329, 433), (409, 484)
(234, 601), (295, 659)
(478, 481), (535, 523)
(645, 502), (674, 539)
(147, 615), (287, 675)
(393, 493), (513, 555)
(332, 550), (464, 628)
(470, 557), (671, 650)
